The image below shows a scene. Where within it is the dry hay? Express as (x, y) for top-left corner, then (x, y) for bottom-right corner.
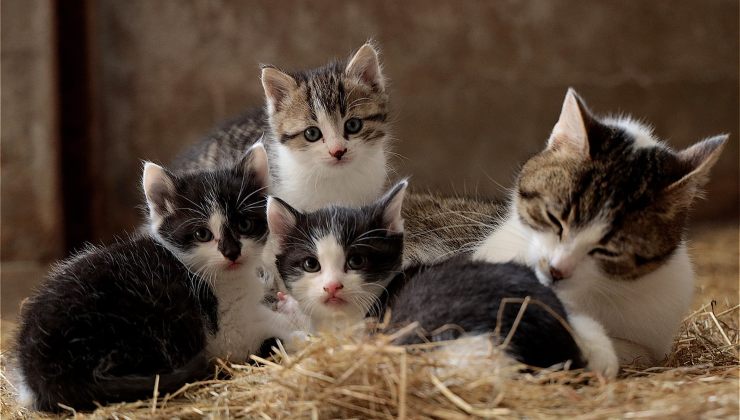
(1, 299), (737, 420)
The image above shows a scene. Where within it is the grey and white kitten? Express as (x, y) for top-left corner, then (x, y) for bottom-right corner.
(174, 43), (391, 212)
(475, 89), (728, 366)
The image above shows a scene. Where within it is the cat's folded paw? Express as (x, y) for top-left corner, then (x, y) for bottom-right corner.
(584, 341), (619, 379)
(568, 313), (619, 379)
(276, 292), (300, 315)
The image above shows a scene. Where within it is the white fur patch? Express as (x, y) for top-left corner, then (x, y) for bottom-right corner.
(603, 116), (663, 150)
(270, 137), (387, 212)
(6, 364), (36, 409)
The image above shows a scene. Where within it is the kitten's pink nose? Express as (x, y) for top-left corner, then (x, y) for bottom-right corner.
(323, 282), (344, 296)
(330, 148), (347, 160)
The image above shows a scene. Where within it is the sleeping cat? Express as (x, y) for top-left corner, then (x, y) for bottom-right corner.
(265, 181), (618, 376)
(12, 145), (302, 411)
(173, 43), (390, 212)
(474, 89), (728, 366)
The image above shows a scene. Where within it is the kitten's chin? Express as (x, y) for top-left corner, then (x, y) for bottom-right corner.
(323, 157), (352, 167)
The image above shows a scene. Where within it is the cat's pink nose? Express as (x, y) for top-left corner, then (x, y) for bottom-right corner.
(323, 282), (344, 296)
(330, 148), (347, 160)
(549, 265), (571, 281)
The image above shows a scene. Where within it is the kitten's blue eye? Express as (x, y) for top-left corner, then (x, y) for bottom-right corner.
(194, 228), (213, 242)
(304, 126), (322, 142)
(302, 257), (321, 272)
(237, 219), (254, 235)
(344, 118), (363, 134)
(346, 254), (366, 270)
(589, 247), (621, 258)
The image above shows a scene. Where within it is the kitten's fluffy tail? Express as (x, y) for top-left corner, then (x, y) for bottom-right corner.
(12, 352), (211, 412)
(90, 351), (211, 403)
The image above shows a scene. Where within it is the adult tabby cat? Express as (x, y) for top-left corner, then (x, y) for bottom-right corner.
(475, 89), (727, 366)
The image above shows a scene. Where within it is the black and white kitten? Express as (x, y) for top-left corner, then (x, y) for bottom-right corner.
(265, 181), (408, 332)
(174, 43), (391, 212)
(12, 145), (301, 411)
(265, 182), (616, 376)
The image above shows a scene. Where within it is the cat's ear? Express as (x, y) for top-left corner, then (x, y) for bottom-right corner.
(240, 142), (270, 189)
(345, 43), (384, 91)
(266, 196), (300, 251)
(377, 179), (408, 234)
(547, 88), (593, 157)
(664, 134), (728, 199)
(261, 65), (297, 113)
(142, 162), (176, 223)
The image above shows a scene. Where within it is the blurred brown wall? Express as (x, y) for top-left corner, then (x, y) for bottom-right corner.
(1, 0), (61, 319)
(2, 0), (739, 255)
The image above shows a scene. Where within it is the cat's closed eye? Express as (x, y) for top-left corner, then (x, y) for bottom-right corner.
(302, 257), (321, 272)
(194, 228), (214, 242)
(546, 210), (564, 237)
(589, 247), (621, 258)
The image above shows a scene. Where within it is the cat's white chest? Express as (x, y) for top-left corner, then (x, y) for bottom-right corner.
(554, 247), (694, 363)
(270, 143), (387, 211)
(206, 274), (270, 361)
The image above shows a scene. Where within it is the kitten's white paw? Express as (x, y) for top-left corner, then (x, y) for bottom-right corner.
(282, 330), (310, 353)
(568, 313), (619, 379)
(276, 292), (295, 313)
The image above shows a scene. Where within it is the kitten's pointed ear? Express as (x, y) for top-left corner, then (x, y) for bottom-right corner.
(240, 142), (270, 189)
(266, 197), (300, 250)
(345, 43), (384, 91)
(667, 134), (728, 193)
(377, 179), (408, 234)
(547, 88), (592, 157)
(261, 65), (297, 113)
(142, 162), (176, 223)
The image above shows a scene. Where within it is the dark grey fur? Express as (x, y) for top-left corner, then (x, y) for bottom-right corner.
(387, 259), (585, 370)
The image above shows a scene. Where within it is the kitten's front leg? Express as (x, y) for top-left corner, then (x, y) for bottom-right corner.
(257, 303), (310, 353)
(568, 313), (619, 379)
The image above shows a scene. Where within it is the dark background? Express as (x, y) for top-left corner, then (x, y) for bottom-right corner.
(2, 0), (738, 321)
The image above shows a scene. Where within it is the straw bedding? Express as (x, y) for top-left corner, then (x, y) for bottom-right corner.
(1, 224), (737, 419)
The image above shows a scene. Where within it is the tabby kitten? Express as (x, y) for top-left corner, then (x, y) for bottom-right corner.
(13, 145), (301, 411)
(174, 43), (390, 212)
(475, 89), (728, 366)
